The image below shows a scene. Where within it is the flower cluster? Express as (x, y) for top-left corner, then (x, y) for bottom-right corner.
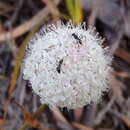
(22, 21), (112, 109)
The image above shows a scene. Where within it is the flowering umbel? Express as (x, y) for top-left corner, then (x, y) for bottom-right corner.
(22, 21), (112, 109)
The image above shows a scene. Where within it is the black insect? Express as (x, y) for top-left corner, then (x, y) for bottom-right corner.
(56, 59), (63, 73)
(72, 33), (82, 45)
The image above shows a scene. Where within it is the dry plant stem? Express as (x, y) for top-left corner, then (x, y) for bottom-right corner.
(50, 107), (70, 126)
(3, 0), (60, 121)
(10, 0), (24, 25)
(110, 32), (123, 54)
(42, 0), (60, 19)
(19, 104), (47, 130)
(3, 28), (37, 120)
(0, 8), (48, 42)
(0, 0), (60, 42)
(95, 96), (115, 125)
(72, 122), (93, 130)
(9, 21), (44, 96)
(4, 0), (60, 127)
(109, 109), (130, 128)
(115, 48), (130, 64)
(4, 18), (49, 121)
(113, 71), (130, 78)
(51, 108), (72, 130)
(32, 104), (47, 119)
(88, 0), (102, 26)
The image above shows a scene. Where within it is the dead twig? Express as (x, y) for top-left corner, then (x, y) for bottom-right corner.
(50, 107), (71, 126)
(113, 71), (130, 78)
(42, 0), (60, 19)
(95, 96), (115, 125)
(50, 107), (73, 130)
(115, 48), (130, 64)
(0, 8), (47, 42)
(9, 0), (24, 25)
(19, 104), (47, 130)
(0, 0), (60, 42)
(88, 0), (103, 26)
(109, 77), (125, 102)
(109, 109), (130, 128)
(3, 13), (49, 123)
(72, 122), (93, 130)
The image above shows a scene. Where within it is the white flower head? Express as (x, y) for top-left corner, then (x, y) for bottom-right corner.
(22, 21), (113, 109)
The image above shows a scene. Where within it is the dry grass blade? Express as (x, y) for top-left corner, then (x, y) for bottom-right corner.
(19, 104), (47, 130)
(0, 0), (60, 42)
(4, 13), (48, 123)
(115, 48), (130, 64)
(50, 107), (70, 126)
(109, 109), (130, 128)
(13, 101), (42, 128)
(72, 122), (93, 130)
(8, 24), (40, 96)
(0, 8), (47, 42)
(95, 96), (115, 125)
(50, 107), (73, 130)
(122, 116), (130, 128)
(42, 0), (60, 19)
(109, 77), (124, 102)
(113, 71), (130, 78)
(88, 0), (102, 26)
(3, 25), (41, 122)
(8, 0), (60, 97)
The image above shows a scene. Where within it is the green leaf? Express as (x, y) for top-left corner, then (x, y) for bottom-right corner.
(74, 0), (83, 24)
(65, 0), (75, 21)
(65, 0), (83, 24)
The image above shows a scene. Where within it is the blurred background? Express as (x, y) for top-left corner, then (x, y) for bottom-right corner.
(0, 0), (130, 130)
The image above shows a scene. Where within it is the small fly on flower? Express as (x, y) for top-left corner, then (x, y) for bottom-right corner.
(72, 33), (82, 45)
(56, 59), (63, 73)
